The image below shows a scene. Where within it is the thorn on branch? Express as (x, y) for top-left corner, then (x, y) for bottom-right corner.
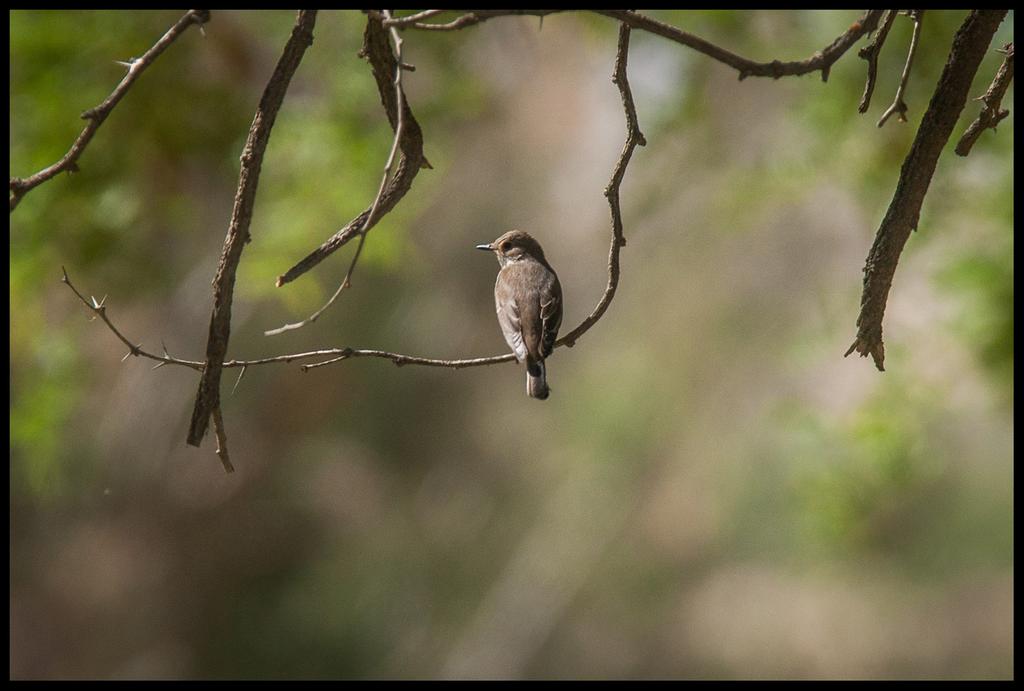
(956, 41), (1014, 156)
(10, 9), (208, 214)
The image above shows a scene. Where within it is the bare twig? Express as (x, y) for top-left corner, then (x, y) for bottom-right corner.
(383, 9), (560, 32)
(387, 9), (883, 83)
(187, 10), (318, 448)
(64, 270), (506, 371)
(956, 42), (1014, 156)
(858, 9), (898, 113)
(266, 10), (406, 335)
(304, 19), (647, 371)
(212, 405), (234, 473)
(9, 10), (210, 213)
(559, 21), (645, 348)
(385, 9), (448, 26)
(274, 13), (429, 289)
(62, 267), (204, 371)
(877, 10), (925, 127)
(846, 9), (1008, 370)
(66, 16), (646, 379)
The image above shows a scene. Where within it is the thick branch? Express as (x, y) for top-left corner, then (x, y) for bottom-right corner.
(387, 9), (883, 82)
(186, 10), (317, 448)
(274, 13), (428, 288)
(956, 42), (1014, 156)
(846, 9), (1008, 371)
(9, 10), (210, 213)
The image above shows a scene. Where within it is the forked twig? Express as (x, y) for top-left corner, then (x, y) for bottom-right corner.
(877, 10), (924, 127)
(956, 42), (1014, 156)
(265, 10), (407, 335)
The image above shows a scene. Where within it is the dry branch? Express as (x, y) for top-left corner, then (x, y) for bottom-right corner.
(846, 9), (1008, 370)
(303, 19), (647, 371)
(387, 9), (883, 82)
(9, 10), (210, 213)
(858, 9), (898, 113)
(273, 13), (428, 289)
(266, 10), (409, 335)
(956, 42), (1014, 156)
(877, 10), (925, 128)
(65, 16), (647, 379)
(186, 10), (318, 449)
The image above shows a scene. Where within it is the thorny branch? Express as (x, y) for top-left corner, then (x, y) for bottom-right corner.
(9, 9), (209, 213)
(877, 10), (925, 128)
(45, 9), (1013, 470)
(265, 10), (407, 336)
(383, 9), (883, 83)
(302, 20), (647, 370)
(846, 9), (1008, 370)
(187, 10), (318, 451)
(63, 268), (204, 371)
(956, 42), (1014, 156)
(273, 12), (429, 289)
(858, 9), (897, 113)
(65, 17), (647, 377)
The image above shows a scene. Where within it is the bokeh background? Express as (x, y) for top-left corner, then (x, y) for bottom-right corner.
(10, 10), (1013, 679)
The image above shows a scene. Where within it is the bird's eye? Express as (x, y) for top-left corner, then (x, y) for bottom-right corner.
(499, 242), (511, 253)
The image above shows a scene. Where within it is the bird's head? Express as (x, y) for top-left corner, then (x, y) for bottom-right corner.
(476, 230), (546, 266)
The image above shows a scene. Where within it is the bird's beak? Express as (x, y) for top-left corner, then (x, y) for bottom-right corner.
(475, 243), (493, 251)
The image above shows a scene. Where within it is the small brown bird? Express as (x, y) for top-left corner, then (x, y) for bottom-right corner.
(477, 230), (563, 399)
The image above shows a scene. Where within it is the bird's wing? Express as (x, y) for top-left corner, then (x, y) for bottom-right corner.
(497, 299), (528, 362)
(539, 279), (562, 359)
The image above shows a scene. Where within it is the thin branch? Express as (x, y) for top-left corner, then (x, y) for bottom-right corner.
(956, 42), (1014, 156)
(858, 9), (897, 113)
(187, 10), (318, 448)
(304, 19), (647, 372)
(387, 9), (883, 83)
(64, 271), (508, 372)
(274, 12), (429, 289)
(600, 9), (883, 82)
(71, 14), (646, 377)
(383, 9), (560, 32)
(62, 268), (204, 371)
(266, 10), (406, 335)
(877, 10), (925, 128)
(65, 265), (513, 370)
(9, 10), (210, 213)
(846, 9), (1008, 371)
(559, 21), (645, 348)
(387, 9), (448, 26)
(264, 233), (368, 335)
(68, 29), (643, 377)
(212, 405), (234, 473)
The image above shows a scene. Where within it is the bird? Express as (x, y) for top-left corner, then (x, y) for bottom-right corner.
(477, 230), (563, 399)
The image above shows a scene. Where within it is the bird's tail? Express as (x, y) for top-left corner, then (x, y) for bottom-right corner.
(526, 359), (549, 400)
